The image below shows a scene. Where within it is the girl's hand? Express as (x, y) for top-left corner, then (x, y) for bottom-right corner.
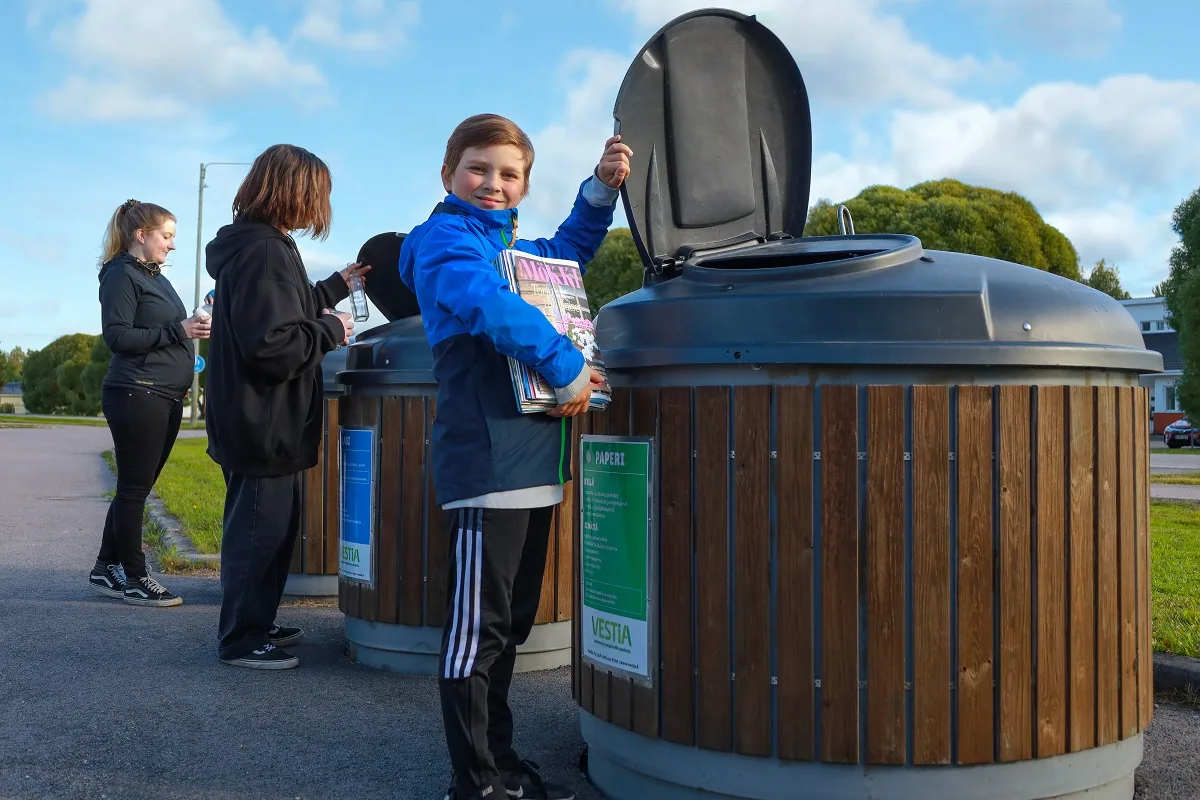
(339, 261), (372, 288)
(182, 314), (211, 340)
(596, 135), (633, 189)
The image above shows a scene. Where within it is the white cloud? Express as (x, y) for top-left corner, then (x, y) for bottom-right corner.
(610, 0), (997, 109)
(519, 49), (631, 238)
(965, 0), (1121, 56)
(887, 76), (1200, 208)
(294, 0), (419, 53)
(1046, 206), (1176, 293)
(36, 0), (327, 123)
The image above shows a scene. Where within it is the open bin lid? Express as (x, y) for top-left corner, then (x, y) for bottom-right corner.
(356, 232), (420, 322)
(613, 8), (812, 277)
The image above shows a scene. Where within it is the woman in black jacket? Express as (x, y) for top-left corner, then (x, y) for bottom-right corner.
(204, 144), (368, 670)
(90, 199), (211, 607)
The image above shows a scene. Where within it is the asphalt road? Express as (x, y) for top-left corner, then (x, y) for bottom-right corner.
(0, 425), (1196, 800)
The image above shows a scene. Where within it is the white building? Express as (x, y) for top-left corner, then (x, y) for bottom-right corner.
(1119, 296), (1183, 433)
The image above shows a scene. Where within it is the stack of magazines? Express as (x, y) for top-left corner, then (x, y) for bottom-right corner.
(494, 249), (612, 414)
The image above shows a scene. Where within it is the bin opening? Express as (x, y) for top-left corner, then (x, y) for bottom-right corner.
(355, 231), (419, 323)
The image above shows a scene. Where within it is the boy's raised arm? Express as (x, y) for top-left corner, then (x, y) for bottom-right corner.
(416, 224), (585, 391)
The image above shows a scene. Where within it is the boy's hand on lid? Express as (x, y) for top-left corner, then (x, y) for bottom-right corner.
(596, 135), (633, 189)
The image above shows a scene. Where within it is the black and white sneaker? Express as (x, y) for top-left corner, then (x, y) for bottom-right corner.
(502, 760), (575, 800)
(88, 561), (127, 599)
(123, 574), (183, 607)
(268, 624), (304, 647)
(221, 643), (299, 670)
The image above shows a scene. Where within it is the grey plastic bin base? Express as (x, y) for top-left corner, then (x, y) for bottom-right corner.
(282, 574), (339, 598)
(345, 617), (572, 675)
(581, 713), (1141, 800)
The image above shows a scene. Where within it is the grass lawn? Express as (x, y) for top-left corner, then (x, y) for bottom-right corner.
(1150, 472), (1200, 485)
(1, 413), (203, 429)
(154, 437), (224, 554)
(1151, 499), (1200, 659)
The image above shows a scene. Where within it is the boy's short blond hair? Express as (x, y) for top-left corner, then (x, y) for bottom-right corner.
(443, 114), (535, 197)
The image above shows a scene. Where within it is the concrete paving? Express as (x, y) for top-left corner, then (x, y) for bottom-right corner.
(1, 424), (1196, 800)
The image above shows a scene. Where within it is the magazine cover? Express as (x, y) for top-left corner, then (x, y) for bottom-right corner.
(495, 249), (612, 414)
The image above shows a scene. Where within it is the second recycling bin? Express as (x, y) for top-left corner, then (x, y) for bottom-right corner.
(570, 10), (1161, 800)
(333, 232), (575, 674)
(283, 345), (347, 598)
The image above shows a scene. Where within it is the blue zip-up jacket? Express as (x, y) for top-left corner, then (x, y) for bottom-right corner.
(399, 176), (619, 506)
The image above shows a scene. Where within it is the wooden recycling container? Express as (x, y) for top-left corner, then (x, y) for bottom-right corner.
(570, 12), (1163, 798)
(335, 317), (574, 674)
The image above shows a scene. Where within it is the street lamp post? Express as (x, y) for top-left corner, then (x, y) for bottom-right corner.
(189, 161), (250, 426)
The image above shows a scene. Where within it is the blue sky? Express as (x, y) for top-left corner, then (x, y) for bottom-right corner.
(2, 0), (1199, 352)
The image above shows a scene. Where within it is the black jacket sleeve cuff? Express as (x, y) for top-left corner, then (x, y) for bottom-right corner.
(317, 273), (350, 307)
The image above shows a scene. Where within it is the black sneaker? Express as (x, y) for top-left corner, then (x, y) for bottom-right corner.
(123, 574), (183, 607)
(443, 783), (507, 800)
(221, 643), (299, 670)
(88, 561), (127, 599)
(502, 760), (575, 800)
(268, 624), (303, 647)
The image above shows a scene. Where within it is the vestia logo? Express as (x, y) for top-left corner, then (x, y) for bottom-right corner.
(592, 616), (632, 646)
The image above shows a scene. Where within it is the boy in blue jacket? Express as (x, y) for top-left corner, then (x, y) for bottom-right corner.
(400, 114), (631, 800)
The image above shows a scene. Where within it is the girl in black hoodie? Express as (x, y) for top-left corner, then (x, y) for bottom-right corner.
(90, 199), (211, 607)
(204, 144), (369, 670)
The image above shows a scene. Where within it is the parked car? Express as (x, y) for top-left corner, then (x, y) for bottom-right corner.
(1164, 418), (1199, 448)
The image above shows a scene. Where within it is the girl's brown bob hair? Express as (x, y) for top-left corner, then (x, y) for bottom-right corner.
(443, 114), (535, 197)
(232, 144), (333, 240)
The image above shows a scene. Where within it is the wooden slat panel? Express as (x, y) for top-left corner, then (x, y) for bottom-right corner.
(399, 398), (425, 627)
(303, 454), (324, 574)
(1117, 389), (1137, 739)
(913, 386), (952, 765)
(1036, 386), (1066, 757)
(696, 386), (732, 752)
(425, 398), (449, 628)
(535, 508), (558, 626)
(1136, 388), (1154, 729)
(660, 387), (695, 746)
(867, 385), (906, 764)
(631, 388), (660, 740)
(820, 384), (859, 764)
(957, 385), (994, 765)
(777, 386), (815, 761)
(733, 386), (771, 757)
(376, 398), (403, 625)
(324, 398), (341, 575)
(998, 385), (1032, 762)
(1095, 387), (1119, 745)
(1068, 387), (1096, 752)
(558, 426), (577, 623)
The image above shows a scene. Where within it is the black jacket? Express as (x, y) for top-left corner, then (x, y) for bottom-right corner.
(98, 253), (193, 400)
(203, 220), (349, 477)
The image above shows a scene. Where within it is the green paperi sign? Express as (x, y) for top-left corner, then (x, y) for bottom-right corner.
(579, 435), (654, 683)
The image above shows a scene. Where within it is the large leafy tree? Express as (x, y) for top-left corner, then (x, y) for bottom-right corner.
(22, 333), (102, 415)
(80, 336), (112, 411)
(1160, 187), (1200, 420)
(1085, 258), (1131, 300)
(583, 228), (644, 310)
(0, 346), (24, 386)
(805, 179), (1083, 281)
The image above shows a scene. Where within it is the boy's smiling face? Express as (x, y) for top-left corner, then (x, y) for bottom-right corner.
(442, 144), (528, 211)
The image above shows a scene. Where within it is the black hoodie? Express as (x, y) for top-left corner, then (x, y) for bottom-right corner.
(204, 220), (349, 477)
(98, 252), (193, 399)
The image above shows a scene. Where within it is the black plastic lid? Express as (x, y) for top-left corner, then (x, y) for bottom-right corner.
(356, 232), (420, 322)
(337, 316), (435, 388)
(613, 8), (812, 273)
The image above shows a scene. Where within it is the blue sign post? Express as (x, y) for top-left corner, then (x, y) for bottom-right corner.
(339, 427), (376, 586)
(194, 355), (205, 373)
